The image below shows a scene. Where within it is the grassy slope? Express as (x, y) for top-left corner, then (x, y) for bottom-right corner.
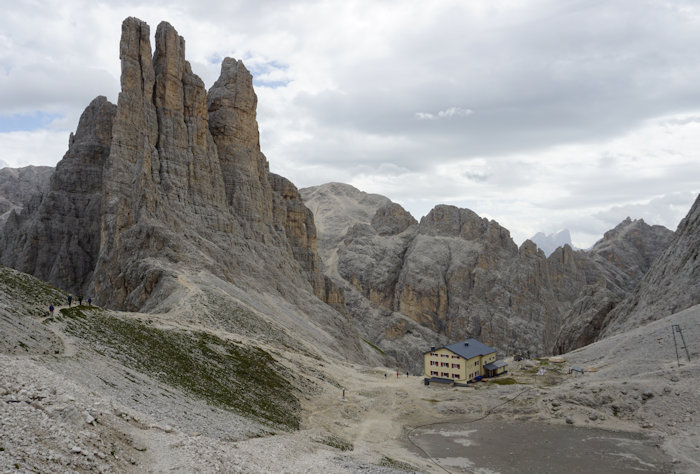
(59, 306), (301, 429)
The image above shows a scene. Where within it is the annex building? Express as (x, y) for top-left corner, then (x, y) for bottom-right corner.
(424, 338), (507, 383)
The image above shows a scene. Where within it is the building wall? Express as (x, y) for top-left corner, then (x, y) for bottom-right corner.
(424, 348), (467, 381)
(480, 352), (497, 375)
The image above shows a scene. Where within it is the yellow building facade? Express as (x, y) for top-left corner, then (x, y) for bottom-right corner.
(424, 338), (504, 382)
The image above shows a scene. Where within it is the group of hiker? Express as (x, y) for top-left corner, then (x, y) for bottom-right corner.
(48, 294), (92, 316)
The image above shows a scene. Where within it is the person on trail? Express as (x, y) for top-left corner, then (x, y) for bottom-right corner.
(78, 295), (83, 306)
(88, 297), (92, 306)
(67, 295), (72, 307)
(49, 304), (54, 316)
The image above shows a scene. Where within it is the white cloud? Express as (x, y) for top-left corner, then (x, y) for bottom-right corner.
(0, 130), (69, 168)
(415, 107), (474, 120)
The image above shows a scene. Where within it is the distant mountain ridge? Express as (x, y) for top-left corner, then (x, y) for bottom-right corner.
(529, 229), (575, 256)
(301, 183), (679, 367)
(0, 166), (53, 227)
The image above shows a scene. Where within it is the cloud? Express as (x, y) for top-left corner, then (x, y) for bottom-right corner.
(415, 107), (474, 121)
(0, 130), (69, 168)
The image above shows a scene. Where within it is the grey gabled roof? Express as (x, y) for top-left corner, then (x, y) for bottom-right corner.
(484, 360), (508, 370)
(424, 338), (496, 359)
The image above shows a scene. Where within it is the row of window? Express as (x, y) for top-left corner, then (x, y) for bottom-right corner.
(429, 353), (461, 359)
(430, 371), (460, 379)
(429, 371), (481, 379)
(429, 361), (461, 368)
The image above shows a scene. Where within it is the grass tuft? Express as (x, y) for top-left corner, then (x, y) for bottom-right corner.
(314, 435), (353, 451)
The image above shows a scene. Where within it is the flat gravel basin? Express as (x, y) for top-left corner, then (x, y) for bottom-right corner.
(408, 419), (673, 473)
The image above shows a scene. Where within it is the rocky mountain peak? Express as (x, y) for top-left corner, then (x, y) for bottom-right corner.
(599, 194), (699, 336)
(1, 17), (344, 320)
(0, 95), (116, 294)
(371, 203), (417, 236)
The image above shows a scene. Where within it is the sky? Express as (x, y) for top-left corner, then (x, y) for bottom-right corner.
(1, 0), (698, 248)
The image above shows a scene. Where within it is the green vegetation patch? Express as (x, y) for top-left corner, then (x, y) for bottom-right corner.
(379, 456), (416, 471)
(60, 307), (300, 429)
(314, 435), (354, 451)
(489, 377), (519, 385)
(0, 265), (66, 316)
(361, 337), (385, 355)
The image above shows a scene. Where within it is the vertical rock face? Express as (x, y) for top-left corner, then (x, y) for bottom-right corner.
(1, 17), (341, 317)
(0, 96), (116, 295)
(208, 58), (276, 237)
(93, 18), (232, 308)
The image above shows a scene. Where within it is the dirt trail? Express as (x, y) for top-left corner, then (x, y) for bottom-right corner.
(39, 305), (78, 357)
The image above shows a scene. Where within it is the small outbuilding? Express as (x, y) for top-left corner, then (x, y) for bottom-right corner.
(484, 360), (508, 377)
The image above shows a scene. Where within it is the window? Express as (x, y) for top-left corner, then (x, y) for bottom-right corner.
(430, 361), (437, 366)
(441, 372), (450, 377)
(442, 354), (449, 358)
(475, 361), (478, 366)
(431, 371), (438, 376)
(452, 373), (459, 378)
(452, 364), (460, 369)
(441, 362), (448, 367)
(452, 355), (460, 359)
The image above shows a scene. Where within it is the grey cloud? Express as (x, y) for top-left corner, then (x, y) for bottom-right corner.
(540, 160), (700, 211)
(462, 171), (490, 183)
(285, 0), (700, 169)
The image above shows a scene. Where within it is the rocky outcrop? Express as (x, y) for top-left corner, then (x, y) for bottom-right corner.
(0, 96), (116, 295)
(599, 195), (700, 337)
(0, 166), (53, 227)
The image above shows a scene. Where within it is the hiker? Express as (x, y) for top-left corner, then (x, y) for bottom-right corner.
(384, 373), (387, 378)
(88, 297), (92, 306)
(49, 304), (54, 316)
(406, 372), (409, 377)
(67, 295), (72, 307)
(78, 295), (83, 306)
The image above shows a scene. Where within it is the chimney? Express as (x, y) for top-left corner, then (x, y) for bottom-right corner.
(464, 342), (469, 346)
